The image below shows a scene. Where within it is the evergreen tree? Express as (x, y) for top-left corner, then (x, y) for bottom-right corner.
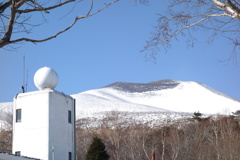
(85, 137), (110, 160)
(192, 111), (203, 121)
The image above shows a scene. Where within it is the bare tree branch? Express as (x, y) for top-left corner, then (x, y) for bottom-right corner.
(17, 0), (75, 13)
(7, 0), (119, 45)
(2, 0), (17, 42)
(0, 0), (11, 13)
(212, 0), (240, 19)
(0, 0), (120, 48)
(142, 0), (240, 60)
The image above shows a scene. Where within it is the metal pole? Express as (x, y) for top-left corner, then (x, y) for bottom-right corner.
(52, 145), (54, 160)
(151, 152), (155, 160)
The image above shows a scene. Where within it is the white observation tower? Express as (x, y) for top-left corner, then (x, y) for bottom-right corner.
(12, 67), (76, 160)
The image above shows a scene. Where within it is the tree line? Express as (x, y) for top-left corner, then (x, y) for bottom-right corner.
(76, 112), (240, 160)
(1, 111), (240, 160)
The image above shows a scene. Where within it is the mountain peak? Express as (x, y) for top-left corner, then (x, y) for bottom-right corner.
(103, 79), (181, 93)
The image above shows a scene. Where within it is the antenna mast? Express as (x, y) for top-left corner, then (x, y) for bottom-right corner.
(25, 69), (28, 92)
(21, 56), (26, 93)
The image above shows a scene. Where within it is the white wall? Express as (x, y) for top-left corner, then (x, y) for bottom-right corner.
(48, 91), (75, 160)
(12, 89), (75, 160)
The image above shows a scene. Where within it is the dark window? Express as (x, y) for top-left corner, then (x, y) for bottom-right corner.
(15, 151), (21, 156)
(68, 110), (71, 123)
(16, 109), (21, 122)
(68, 152), (72, 160)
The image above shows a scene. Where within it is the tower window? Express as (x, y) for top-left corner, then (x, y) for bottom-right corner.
(68, 110), (71, 123)
(16, 109), (22, 122)
(68, 152), (72, 160)
(15, 151), (21, 156)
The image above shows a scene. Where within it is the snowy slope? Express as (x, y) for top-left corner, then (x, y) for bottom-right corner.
(72, 91), (169, 119)
(1, 80), (240, 122)
(72, 80), (240, 118)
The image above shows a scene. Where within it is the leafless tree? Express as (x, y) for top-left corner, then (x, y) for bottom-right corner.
(0, 0), (119, 49)
(0, 108), (12, 153)
(142, 0), (240, 60)
(6, 109), (236, 160)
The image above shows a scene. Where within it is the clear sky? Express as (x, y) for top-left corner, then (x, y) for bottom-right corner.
(0, 0), (239, 103)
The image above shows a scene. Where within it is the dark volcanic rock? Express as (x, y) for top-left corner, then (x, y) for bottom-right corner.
(103, 79), (180, 93)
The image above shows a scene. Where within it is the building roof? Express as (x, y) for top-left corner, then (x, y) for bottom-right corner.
(0, 153), (40, 160)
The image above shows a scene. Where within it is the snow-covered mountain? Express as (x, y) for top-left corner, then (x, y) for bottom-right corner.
(1, 80), (240, 123)
(72, 79), (240, 119)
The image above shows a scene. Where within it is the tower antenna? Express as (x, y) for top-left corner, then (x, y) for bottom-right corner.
(25, 69), (28, 92)
(21, 56), (26, 93)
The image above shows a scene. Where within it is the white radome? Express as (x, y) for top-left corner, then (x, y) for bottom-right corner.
(34, 67), (58, 90)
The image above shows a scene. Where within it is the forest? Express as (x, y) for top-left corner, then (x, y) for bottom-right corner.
(1, 111), (240, 160)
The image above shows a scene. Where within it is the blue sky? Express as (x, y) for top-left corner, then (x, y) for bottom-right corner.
(0, 0), (240, 103)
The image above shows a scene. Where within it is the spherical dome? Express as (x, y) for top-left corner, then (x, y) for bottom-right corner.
(34, 67), (58, 90)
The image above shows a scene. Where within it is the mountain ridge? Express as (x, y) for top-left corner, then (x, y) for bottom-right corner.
(195, 81), (240, 103)
(103, 79), (181, 93)
(75, 79), (240, 116)
(1, 80), (240, 123)
(103, 79), (239, 103)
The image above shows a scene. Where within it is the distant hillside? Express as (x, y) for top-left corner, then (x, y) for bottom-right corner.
(72, 80), (240, 118)
(1, 79), (240, 126)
